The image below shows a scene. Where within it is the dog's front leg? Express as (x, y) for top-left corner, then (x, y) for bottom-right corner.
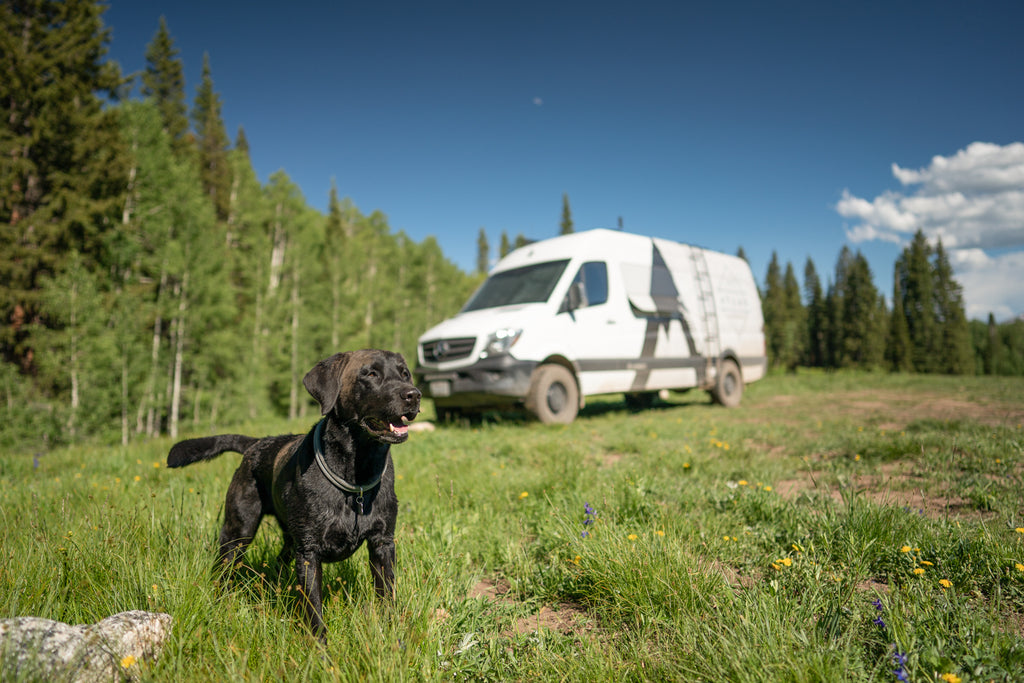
(368, 539), (396, 600)
(296, 552), (326, 641)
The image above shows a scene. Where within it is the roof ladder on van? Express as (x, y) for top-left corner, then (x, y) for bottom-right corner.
(689, 247), (721, 387)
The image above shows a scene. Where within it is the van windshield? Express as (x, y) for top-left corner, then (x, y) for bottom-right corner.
(463, 260), (570, 312)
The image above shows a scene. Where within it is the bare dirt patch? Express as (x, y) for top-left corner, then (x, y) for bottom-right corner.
(773, 462), (984, 520)
(468, 578), (597, 639)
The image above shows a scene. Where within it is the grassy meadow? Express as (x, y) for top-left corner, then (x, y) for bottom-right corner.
(2, 371), (1023, 681)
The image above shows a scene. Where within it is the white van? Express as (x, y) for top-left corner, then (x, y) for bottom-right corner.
(416, 229), (766, 423)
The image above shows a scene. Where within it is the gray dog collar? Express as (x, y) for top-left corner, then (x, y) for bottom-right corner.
(311, 418), (388, 513)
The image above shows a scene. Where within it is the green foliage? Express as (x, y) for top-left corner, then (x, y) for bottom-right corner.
(560, 193), (574, 235)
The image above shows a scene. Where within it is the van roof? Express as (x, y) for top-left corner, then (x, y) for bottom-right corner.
(493, 228), (702, 273)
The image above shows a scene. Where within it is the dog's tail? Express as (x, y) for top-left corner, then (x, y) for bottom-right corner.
(167, 435), (259, 468)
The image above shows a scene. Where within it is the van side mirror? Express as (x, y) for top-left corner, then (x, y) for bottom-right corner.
(562, 281), (584, 313)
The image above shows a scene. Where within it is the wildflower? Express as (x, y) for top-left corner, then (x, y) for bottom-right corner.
(900, 546), (911, 553)
(763, 485), (772, 492)
(920, 560), (933, 566)
(913, 567), (925, 576)
(120, 655), (137, 668)
(580, 530), (589, 539)
(872, 599), (883, 611)
(571, 555), (581, 566)
(1015, 527), (1024, 534)
(738, 480), (748, 486)
(518, 491), (528, 499)
(854, 454), (861, 461)
(939, 579), (952, 589)
(940, 674), (962, 683)
(152, 461), (160, 469)
(656, 530), (665, 537)
(628, 534), (638, 541)
(873, 615), (886, 628)
(1015, 563), (1024, 572)
(891, 648), (909, 682)
(780, 557), (792, 566)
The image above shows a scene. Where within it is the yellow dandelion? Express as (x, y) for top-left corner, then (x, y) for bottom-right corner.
(723, 443), (730, 450)
(771, 562), (781, 570)
(939, 579), (952, 589)
(723, 535), (730, 541)
(628, 534), (638, 541)
(683, 462), (691, 469)
(1015, 528), (1024, 534)
(913, 567), (925, 575)
(152, 461), (160, 468)
(764, 485), (773, 492)
(920, 560), (933, 566)
(792, 544), (803, 553)
(1015, 563), (1024, 572)
(900, 545), (912, 553)
(854, 454), (861, 461)
(518, 491), (528, 499)
(571, 555), (581, 566)
(940, 674), (962, 683)
(781, 557), (792, 566)
(133, 475), (141, 482)
(120, 655), (137, 668)
(656, 530), (665, 537)
(737, 479), (748, 486)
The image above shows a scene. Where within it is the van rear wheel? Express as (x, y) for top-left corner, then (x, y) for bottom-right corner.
(710, 359), (743, 408)
(526, 364), (579, 424)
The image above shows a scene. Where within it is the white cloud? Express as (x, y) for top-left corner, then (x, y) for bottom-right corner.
(949, 249), (1024, 321)
(838, 141), (1024, 319)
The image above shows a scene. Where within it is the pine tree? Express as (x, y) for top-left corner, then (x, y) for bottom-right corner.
(897, 230), (937, 372)
(499, 231), (512, 258)
(1, 0), (127, 374)
(932, 240), (973, 374)
(191, 53), (232, 222)
(560, 193), (574, 234)
(141, 17), (189, 158)
(761, 252), (786, 368)
(477, 228), (490, 274)
(887, 265), (913, 372)
(803, 258), (827, 367)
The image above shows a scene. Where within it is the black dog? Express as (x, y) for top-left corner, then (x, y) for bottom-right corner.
(167, 349), (421, 640)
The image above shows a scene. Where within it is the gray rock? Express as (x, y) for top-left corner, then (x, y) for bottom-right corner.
(0, 611), (172, 682)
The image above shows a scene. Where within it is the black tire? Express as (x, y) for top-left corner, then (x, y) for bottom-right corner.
(624, 391), (657, 411)
(526, 364), (579, 424)
(710, 359), (743, 408)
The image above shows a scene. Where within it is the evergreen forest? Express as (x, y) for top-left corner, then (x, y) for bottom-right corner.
(2, 1), (1021, 453)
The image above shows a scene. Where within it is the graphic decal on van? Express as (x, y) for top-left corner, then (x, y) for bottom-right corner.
(629, 242), (703, 391)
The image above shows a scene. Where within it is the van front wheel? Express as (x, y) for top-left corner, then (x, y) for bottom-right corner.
(526, 364), (579, 424)
(710, 359), (743, 408)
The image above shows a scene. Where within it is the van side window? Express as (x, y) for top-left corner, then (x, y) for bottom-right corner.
(562, 261), (608, 311)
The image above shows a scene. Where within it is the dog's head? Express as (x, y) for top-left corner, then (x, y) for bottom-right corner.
(303, 349), (421, 444)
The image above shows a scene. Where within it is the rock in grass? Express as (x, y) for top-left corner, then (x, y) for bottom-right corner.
(0, 610), (172, 682)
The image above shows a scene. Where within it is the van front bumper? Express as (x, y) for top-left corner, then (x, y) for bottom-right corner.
(416, 355), (537, 407)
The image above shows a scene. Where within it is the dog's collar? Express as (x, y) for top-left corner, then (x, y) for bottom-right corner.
(311, 417), (388, 503)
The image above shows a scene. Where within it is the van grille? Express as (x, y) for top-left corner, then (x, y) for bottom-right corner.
(421, 337), (476, 363)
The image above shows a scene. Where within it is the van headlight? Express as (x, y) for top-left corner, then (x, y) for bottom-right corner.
(481, 328), (522, 358)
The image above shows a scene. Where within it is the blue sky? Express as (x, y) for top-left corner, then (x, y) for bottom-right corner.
(103, 1), (1024, 321)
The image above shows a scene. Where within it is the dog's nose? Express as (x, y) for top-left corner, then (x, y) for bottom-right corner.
(404, 387), (421, 403)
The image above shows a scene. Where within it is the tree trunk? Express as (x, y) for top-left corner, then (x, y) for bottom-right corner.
(288, 264), (301, 420)
(268, 201), (286, 293)
(170, 271), (188, 439)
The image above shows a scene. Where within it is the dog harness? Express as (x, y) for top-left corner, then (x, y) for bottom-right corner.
(308, 417), (389, 514)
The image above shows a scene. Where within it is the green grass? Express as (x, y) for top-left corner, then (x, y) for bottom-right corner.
(2, 370), (1023, 681)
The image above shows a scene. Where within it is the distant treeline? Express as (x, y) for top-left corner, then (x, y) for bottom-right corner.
(1, 3), (478, 450)
(2, 1), (1021, 453)
(758, 236), (1024, 376)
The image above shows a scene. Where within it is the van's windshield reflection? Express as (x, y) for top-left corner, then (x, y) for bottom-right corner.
(462, 260), (570, 312)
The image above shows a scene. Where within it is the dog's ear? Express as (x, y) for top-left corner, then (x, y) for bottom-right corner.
(303, 352), (349, 415)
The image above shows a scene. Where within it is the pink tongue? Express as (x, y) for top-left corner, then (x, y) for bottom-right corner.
(390, 423), (409, 436)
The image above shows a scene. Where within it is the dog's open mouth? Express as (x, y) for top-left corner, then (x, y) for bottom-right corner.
(361, 416), (412, 443)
